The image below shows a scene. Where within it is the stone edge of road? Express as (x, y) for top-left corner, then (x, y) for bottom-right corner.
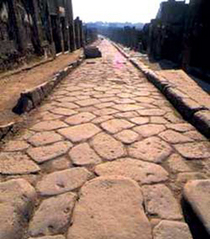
(0, 53), (85, 141)
(112, 41), (210, 139)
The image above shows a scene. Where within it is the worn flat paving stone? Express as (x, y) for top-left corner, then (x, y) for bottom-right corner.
(1, 39), (209, 239)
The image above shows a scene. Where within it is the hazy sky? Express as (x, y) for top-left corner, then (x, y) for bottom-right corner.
(72, 0), (165, 23)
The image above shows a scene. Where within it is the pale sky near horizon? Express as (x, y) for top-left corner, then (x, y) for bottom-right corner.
(72, 0), (165, 23)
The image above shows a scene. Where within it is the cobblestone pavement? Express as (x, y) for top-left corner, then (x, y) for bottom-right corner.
(0, 40), (210, 239)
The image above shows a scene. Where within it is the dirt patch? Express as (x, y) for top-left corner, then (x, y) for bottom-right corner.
(0, 50), (81, 125)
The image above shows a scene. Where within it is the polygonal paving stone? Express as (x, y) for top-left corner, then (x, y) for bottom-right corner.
(0, 179), (36, 239)
(69, 143), (102, 166)
(28, 236), (65, 239)
(159, 130), (193, 144)
(54, 102), (79, 109)
(133, 124), (166, 137)
(3, 140), (30, 152)
(42, 157), (71, 173)
(91, 132), (125, 160)
(57, 97), (76, 103)
(67, 176), (152, 239)
(76, 98), (100, 107)
(31, 120), (68, 132)
(92, 115), (113, 124)
(27, 141), (72, 163)
(95, 158), (168, 184)
(65, 112), (96, 125)
(58, 123), (101, 142)
(101, 119), (134, 134)
(134, 96), (154, 103)
(150, 117), (169, 124)
(164, 113), (183, 123)
(113, 104), (143, 112)
(36, 168), (93, 196)
(142, 184), (182, 220)
(153, 220), (193, 239)
(138, 109), (166, 116)
(49, 108), (77, 116)
(115, 130), (140, 144)
(183, 179), (210, 234)
(94, 108), (119, 116)
(28, 132), (63, 147)
(166, 154), (192, 173)
(184, 130), (206, 141)
(177, 172), (206, 184)
(115, 111), (139, 118)
(0, 152), (40, 175)
(130, 117), (150, 125)
(174, 142), (210, 159)
(114, 98), (136, 104)
(29, 192), (76, 237)
(129, 137), (172, 163)
(95, 102), (115, 109)
(166, 123), (194, 132)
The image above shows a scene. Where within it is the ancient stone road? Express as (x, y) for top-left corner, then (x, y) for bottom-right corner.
(0, 40), (210, 239)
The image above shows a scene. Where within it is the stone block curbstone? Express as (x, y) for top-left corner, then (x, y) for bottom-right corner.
(193, 110), (210, 138)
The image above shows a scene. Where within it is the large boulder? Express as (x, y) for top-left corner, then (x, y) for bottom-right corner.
(84, 46), (102, 59)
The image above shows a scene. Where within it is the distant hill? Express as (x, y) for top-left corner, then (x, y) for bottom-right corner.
(85, 22), (144, 30)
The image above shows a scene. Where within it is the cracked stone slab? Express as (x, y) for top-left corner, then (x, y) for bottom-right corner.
(133, 124), (165, 137)
(0, 179), (36, 239)
(67, 176), (152, 239)
(142, 184), (182, 220)
(153, 220), (193, 239)
(28, 131), (63, 147)
(101, 119), (134, 134)
(31, 120), (68, 132)
(27, 141), (72, 163)
(174, 142), (210, 159)
(29, 192), (76, 237)
(95, 158), (168, 184)
(91, 132), (125, 160)
(69, 143), (102, 166)
(129, 137), (172, 163)
(58, 123), (101, 142)
(183, 179), (210, 234)
(65, 112), (96, 125)
(36, 168), (93, 196)
(0, 152), (40, 175)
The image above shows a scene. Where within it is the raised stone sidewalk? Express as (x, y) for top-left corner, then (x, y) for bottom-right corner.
(0, 39), (210, 239)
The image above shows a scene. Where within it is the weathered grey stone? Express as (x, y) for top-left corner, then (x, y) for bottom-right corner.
(27, 141), (72, 163)
(142, 184), (182, 220)
(183, 180), (210, 234)
(153, 220), (193, 239)
(0, 179), (36, 239)
(36, 168), (93, 196)
(129, 137), (172, 163)
(95, 158), (168, 184)
(91, 132), (125, 160)
(0, 152), (40, 175)
(29, 192), (76, 237)
(67, 176), (152, 239)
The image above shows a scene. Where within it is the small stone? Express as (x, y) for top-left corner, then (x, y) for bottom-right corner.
(27, 141), (72, 163)
(183, 180), (210, 235)
(0, 152), (40, 175)
(0, 179), (36, 239)
(31, 120), (68, 132)
(159, 130), (193, 144)
(134, 124), (165, 137)
(36, 168), (92, 196)
(50, 108), (77, 116)
(29, 192), (76, 237)
(58, 123), (101, 142)
(28, 132), (63, 147)
(166, 154), (192, 173)
(174, 142), (210, 159)
(153, 220), (193, 239)
(101, 119), (134, 134)
(115, 130), (139, 144)
(69, 143), (102, 166)
(130, 117), (149, 125)
(92, 132), (125, 160)
(129, 137), (172, 163)
(95, 158), (168, 184)
(3, 140), (29, 152)
(65, 112), (96, 125)
(67, 176), (152, 239)
(142, 184), (182, 220)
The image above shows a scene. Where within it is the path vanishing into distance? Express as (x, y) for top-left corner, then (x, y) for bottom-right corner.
(0, 40), (210, 239)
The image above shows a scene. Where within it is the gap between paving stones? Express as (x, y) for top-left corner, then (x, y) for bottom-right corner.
(112, 41), (210, 139)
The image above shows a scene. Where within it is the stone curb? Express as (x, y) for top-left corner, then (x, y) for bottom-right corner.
(0, 54), (84, 141)
(112, 42), (210, 138)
